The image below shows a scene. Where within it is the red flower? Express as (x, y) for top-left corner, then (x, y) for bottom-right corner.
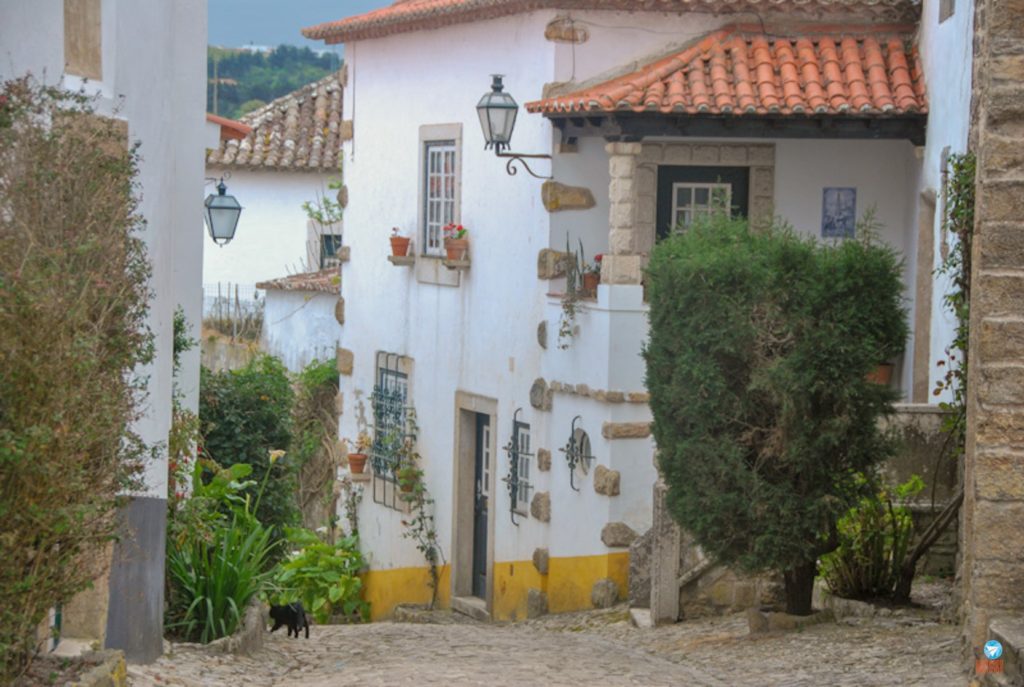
(594, 253), (603, 263)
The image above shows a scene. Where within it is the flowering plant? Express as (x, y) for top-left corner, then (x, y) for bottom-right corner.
(343, 430), (373, 455)
(585, 253), (603, 276)
(443, 223), (467, 240)
(391, 227), (403, 237)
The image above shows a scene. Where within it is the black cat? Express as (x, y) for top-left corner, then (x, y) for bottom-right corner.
(269, 602), (310, 639)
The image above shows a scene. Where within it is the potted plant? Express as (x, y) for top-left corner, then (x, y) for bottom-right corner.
(390, 227), (411, 257)
(345, 430), (372, 474)
(867, 362), (895, 385)
(443, 223), (468, 261)
(396, 462), (422, 493)
(582, 253), (602, 296)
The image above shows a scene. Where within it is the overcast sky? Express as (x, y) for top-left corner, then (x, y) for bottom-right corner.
(208, 0), (391, 50)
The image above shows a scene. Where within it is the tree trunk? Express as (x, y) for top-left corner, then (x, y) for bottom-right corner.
(892, 487), (964, 603)
(783, 561), (817, 615)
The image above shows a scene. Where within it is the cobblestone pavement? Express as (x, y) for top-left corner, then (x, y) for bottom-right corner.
(130, 590), (968, 686)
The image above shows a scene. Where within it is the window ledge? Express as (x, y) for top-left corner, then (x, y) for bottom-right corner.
(442, 258), (471, 271)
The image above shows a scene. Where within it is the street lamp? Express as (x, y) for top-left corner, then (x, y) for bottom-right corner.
(203, 177), (242, 246)
(476, 75), (551, 179)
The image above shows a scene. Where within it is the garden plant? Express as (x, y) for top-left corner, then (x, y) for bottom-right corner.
(644, 215), (908, 615)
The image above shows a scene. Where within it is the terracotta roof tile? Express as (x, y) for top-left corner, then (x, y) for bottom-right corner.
(527, 25), (927, 117)
(303, 0), (919, 44)
(207, 72), (343, 172)
(256, 268), (340, 294)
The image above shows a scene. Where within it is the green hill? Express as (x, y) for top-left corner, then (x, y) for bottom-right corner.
(208, 45), (342, 120)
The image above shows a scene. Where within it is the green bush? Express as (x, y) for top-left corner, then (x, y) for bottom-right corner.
(271, 528), (369, 624)
(166, 512), (275, 643)
(0, 78), (153, 680)
(644, 215), (908, 614)
(820, 475), (924, 599)
(199, 354), (297, 544)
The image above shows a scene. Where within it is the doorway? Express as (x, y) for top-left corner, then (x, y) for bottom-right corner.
(472, 413), (490, 599)
(656, 165), (750, 239)
(451, 392), (497, 620)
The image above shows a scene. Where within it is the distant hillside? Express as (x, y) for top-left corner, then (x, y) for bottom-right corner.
(208, 45), (342, 120)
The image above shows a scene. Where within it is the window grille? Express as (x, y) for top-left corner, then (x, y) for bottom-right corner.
(560, 415), (595, 492)
(423, 140), (456, 256)
(370, 352), (410, 509)
(502, 409), (533, 525)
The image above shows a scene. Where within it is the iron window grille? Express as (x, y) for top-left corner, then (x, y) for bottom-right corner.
(370, 351), (409, 482)
(560, 415), (595, 492)
(502, 409), (533, 525)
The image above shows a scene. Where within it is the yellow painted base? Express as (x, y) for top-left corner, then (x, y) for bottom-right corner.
(362, 553), (628, 622)
(493, 553), (628, 620)
(361, 565), (451, 621)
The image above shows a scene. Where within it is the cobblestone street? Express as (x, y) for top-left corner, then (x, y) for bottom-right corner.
(129, 597), (968, 686)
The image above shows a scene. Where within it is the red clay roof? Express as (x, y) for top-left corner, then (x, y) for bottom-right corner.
(206, 113), (253, 141)
(207, 72), (343, 172)
(527, 25), (926, 117)
(256, 269), (340, 294)
(302, 0), (919, 44)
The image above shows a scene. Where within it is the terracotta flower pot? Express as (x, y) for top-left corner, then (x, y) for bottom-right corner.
(866, 363), (894, 385)
(582, 272), (600, 296)
(390, 236), (411, 257)
(348, 453), (368, 474)
(444, 238), (469, 261)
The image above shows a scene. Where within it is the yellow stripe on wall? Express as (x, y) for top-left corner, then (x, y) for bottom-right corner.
(361, 554), (628, 622)
(360, 565), (451, 621)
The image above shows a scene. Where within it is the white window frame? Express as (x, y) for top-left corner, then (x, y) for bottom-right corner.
(418, 124), (462, 258)
(671, 182), (732, 231)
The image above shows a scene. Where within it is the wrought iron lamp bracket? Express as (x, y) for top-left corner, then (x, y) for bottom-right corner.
(495, 150), (552, 180)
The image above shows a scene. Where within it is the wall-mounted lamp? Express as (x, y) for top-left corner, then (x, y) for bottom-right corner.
(203, 176), (242, 246)
(476, 75), (552, 180)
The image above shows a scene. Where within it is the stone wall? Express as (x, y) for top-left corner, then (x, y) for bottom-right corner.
(960, 0), (1024, 650)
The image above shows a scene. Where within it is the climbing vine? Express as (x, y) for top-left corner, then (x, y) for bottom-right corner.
(397, 409), (445, 608)
(933, 152), (976, 456)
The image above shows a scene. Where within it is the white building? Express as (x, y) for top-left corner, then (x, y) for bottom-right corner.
(303, 0), (971, 621)
(205, 72), (346, 303)
(0, 0), (209, 661)
(257, 268), (343, 373)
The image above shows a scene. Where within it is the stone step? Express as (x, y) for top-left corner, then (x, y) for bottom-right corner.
(985, 617), (1024, 687)
(629, 608), (653, 628)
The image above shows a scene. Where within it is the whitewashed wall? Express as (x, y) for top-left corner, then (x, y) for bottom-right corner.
(262, 289), (341, 373)
(202, 169), (335, 289)
(918, 0), (975, 400)
(340, 11), (556, 570)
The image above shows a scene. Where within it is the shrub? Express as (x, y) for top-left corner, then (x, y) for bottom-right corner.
(291, 358), (341, 531)
(644, 215), (908, 614)
(820, 475), (924, 600)
(270, 528), (369, 624)
(166, 512), (275, 643)
(0, 77), (152, 680)
(199, 355), (297, 544)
